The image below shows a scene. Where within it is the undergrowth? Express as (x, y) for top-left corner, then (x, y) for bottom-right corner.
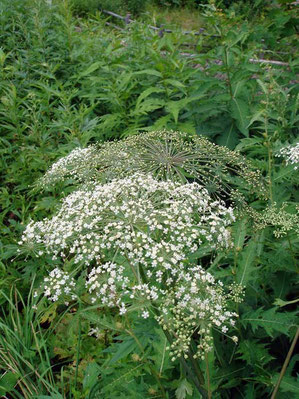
(0, 0), (298, 398)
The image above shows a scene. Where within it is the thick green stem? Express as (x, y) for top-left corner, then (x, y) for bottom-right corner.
(205, 354), (212, 399)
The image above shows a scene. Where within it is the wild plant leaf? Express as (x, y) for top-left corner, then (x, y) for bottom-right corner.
(77, 61), (103, 78)
(274, 298), (299, 308)
(0, 372), (20, 396)
(230, 98), (250, 137)
(135, 87), (165, 108)
(132, 98), (165, 116)
(236, 237), (258, 285)
(241, 307), (298, 337)
(109, 338), (137, 364)
(83, 362), (101, 391)
(133, 69), (162, 77)
(233, 218), (247, 250)
(271, 374), (299, 394)
(215, 123), (239, 149)
(164, 78), (186, 91)
(237, 340), (274, 366)
(175, 379), (193, 399)
(79, 311), (119, 331)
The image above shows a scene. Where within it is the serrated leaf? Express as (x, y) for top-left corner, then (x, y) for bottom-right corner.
(242, 307), (298, 337)
(132, 98), (165, 116)
(78, 62), (102, 78)
(109, 338), (137, 364)
(175, 379), (193, 399)
(135, 87), (165, 108)
(79, 311), (119, 331)
(237, 340), (273, 366)
(271, 374), (299, 394)
(164, 79), (186, 90)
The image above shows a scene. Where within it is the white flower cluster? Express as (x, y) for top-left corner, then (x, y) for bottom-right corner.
(43, 268), (76, 302)
(86, 262), (129, 312)
(277, 142), (299, 170)
(22, 173), (240, 360)
(156, 265), (240, 361)
(21, 173), (234, 273)
(40, 146), (98, 187)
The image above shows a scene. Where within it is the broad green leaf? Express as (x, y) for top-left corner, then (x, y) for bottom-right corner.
(80, 311), (119, 331)
(237, 340), (274, 366)
(230, 98), (250, 137)
(216, 123), (239, 149)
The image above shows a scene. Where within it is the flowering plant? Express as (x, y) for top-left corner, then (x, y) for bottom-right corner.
(38, 130), (266, 203)
(276, 142), (299, 171)
(22, 173), (242, 365)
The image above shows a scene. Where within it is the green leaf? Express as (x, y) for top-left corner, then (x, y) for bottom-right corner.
(135, 87), (165, 108)
(233, 218), (247, 250)
(274, 298), (299, 308)
(175, 379), (193, 399)
(236, 237), (258, 285)
(109, 338), (137, 364)
(230, 98), (250, 137)
(164, 79), (186, 90)
(0, 372), (20, 396)
(78, 62), (102, 78)
(83, 362), (101, 391)
(79, 311), (119, 331)
(134, 69), (162, 77)
(242, 307), (298, 337)
(132, 98), (165, 116)
(271, 374), (299, 394)
(237, 340), (274, 366)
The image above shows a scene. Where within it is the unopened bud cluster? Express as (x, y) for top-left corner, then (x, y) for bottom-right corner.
(156, 266), (241, 361)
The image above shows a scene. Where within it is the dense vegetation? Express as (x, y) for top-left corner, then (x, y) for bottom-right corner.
(0, 0), (298, 398)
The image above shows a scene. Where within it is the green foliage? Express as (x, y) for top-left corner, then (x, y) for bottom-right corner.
(0, 0), (298, 398)
(70, 0), (149, 15)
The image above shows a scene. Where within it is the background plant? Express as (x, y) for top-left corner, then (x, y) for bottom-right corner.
(0, 0), (298, 397)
